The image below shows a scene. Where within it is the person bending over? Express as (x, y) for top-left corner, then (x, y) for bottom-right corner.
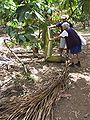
(51, 22), (81, 67)
(49, 15), (73, 57)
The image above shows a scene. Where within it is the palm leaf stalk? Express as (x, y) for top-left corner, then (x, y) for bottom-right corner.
(0, 66), (70, 120)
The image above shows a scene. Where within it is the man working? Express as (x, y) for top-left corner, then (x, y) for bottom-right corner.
(49, 15), (73, 57)
(51, 22), (82, 67)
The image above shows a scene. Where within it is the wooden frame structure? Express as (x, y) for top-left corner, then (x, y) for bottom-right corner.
(45, 26), (66, 62)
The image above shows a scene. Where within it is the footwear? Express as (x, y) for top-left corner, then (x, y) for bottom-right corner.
(69, 63), (75, 67)
(75, 62), (81, 67)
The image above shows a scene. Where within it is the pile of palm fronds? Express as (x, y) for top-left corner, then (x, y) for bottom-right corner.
(0, 66), (70, 120)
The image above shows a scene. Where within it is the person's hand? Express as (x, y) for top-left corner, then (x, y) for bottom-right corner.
(49, 37), (54, 41)
(49, 38), (52, 41)
(48, 26), (51, 29)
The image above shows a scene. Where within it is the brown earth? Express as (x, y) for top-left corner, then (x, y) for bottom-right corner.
(53, 35), (90, 120)
(0, 34), (90, 120)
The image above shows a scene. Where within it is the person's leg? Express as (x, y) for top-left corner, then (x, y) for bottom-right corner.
(59, 38), (65, 56)
(59, 48), (64, 56)
(75, 45), (82, 67)
(69, 54), (74, 67)
(69, 51), (75, 67)
(75, 53), (81, 67)
(68, 53), (75, 67)
(76, 53), (80, 61)
(70, 54), (74, 63)
(69, 46), (81, 67)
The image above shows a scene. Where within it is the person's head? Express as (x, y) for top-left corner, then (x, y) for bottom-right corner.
(61, 15), (68, 22)
(62, 22), (70, 30)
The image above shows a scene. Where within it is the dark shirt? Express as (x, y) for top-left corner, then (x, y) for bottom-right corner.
(65, 28), (81, 49)
(56, 21), (73, 32)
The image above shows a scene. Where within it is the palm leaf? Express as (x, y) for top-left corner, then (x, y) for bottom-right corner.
(34, 10), (45, 22)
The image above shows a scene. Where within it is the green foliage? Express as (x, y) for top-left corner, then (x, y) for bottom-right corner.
(0, 0), (16, 24)
(1, 0), (46, 48)
(83, 0), (90, 18)
(13, 0), (23, 5)
(0, 0), (90, 49)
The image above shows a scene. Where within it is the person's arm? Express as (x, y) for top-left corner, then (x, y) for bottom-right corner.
(50, 30), (68, 41)
(48, 22), (62, 29)
(48, 25), (56, 29)
(52, 35), (61, 41)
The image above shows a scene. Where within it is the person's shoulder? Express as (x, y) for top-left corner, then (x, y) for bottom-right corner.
(61, 30), (68, 37)
(56, 22), (62, 27)
(68, 22), (73, 27)
(67, 28), (76, 34)
(66, 28), (72, 32)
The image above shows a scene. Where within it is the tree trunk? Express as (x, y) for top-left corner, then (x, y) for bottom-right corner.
(42, 25), (47, 47)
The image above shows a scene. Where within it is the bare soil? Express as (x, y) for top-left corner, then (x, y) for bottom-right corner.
(53, 35), (90, 120)
(0, 34), (90, 120)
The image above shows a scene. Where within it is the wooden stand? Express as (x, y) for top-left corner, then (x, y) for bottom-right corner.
(45, 26), (66, 63)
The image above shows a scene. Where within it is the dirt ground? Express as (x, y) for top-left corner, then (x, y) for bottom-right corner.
(0, 34), (90, 120)
(53, 35), (90, 120)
